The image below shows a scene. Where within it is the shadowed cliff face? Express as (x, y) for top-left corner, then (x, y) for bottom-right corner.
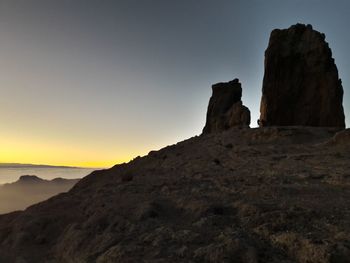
(203, 79), (250, 133)
(260, 24), (345, 128)
(0, 127), (349, 263)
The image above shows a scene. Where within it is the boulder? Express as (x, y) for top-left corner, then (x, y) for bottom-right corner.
(259, 23), (345, 128)
(203, 79), (250, 134)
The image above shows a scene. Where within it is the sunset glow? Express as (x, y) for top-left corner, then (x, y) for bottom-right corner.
(0, 130), (161, 168)
(0, 0), (349, 167)
(0, 136), (128, 168)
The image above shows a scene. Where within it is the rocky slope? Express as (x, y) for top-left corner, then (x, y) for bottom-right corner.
(0, 176), (80, 214)
(0, 127), (349, 263)
(0, 23), (348, 263)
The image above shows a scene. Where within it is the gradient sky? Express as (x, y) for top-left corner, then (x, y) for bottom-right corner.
(0, 0), (349, 167)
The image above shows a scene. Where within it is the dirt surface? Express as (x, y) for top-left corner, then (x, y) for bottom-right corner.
(0, 127), (349, 263)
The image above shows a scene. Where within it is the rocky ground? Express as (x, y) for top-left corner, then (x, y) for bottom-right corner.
(0, 127), (349, 263)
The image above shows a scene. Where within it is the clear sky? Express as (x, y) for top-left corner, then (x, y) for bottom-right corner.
(0, 0), (349, 168)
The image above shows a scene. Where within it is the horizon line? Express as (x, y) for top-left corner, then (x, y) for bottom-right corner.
(0, 162), (108, 169)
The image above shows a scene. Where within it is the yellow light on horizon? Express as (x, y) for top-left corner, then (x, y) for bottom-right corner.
(0, 134), (139, 169)
(0, 120), (179, 169)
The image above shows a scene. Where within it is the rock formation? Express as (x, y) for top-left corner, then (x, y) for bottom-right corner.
(259, 23), (345, 128)
(203, 79), (250, 133)
(0, 24), (349, 263)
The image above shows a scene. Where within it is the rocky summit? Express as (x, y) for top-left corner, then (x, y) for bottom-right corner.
(0, 24), (349, 263)
(259, 24), (345, 128)
(0, 127), (349, 262)
(203, 79), (250, 134)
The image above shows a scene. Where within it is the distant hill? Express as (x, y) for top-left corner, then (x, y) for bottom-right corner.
(1, 175), (80, 187)
(0, 175), (80, 214)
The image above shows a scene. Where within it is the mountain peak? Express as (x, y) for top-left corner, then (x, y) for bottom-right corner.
(18, 175), (43, 183)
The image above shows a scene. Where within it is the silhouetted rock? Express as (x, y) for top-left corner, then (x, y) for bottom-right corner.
(203, 79), (250, 133)
(259, 23), (345, 128)
(1, 24), (350, 263)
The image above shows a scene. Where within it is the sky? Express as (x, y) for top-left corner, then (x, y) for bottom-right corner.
(0, 0), (349, 168)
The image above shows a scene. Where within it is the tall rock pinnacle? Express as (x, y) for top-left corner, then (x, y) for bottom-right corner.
(259, 24), (345, 128)
(203, 78), (250, 134)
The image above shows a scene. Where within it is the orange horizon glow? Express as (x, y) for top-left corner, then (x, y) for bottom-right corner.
(0, 133), (150, 169)
(0, 154), (133, 169)
(0, 155), (130, 169)
(0, 127), (178, 170)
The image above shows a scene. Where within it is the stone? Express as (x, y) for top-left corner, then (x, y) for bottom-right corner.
(203, 79), (250, 133)
(327, 128), (350, 146)
(259, 23), (345, 128)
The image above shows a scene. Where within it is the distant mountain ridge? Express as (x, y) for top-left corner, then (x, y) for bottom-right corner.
(0, 163), (83, 169)
(1, 175), (80, 187)
(0, 175), (80, 214)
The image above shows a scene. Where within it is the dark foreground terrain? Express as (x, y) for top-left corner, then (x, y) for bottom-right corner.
(0, 176), (80, 214)
(0, 127), (349, 263)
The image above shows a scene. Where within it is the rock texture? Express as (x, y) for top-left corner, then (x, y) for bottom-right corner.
(0, 127), (350, 263)
(327, 128), (350, 146)
(203, 79), (250, 133)
(259, 23), (345, 128)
